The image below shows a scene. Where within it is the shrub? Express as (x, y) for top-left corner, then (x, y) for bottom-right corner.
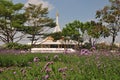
(96, 43), (110, 50)
(2, 42), (31, 50)
(82, 42), (92, 49)
(96, 43), (119, 50)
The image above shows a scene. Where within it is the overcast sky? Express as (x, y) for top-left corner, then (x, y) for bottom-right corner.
(12, 0), (120, 43)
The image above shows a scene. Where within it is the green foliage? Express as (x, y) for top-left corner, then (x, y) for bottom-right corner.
(24, 3), (55, 45)
(85, 21), (110, 39)
(82, 42), (92, 49)
(62, 20), (84, 42)
(0, 1), (55, 44)
(3, 42), (31, 50)
(84, 21), (110, 46)
(96, 0), (120, 45)
(48, 32), (63, 40)
(12, 3), (23, 10)
(63, 20), (80, 37)
(0, 0), (25, 43)
(0, 54), (31, 67)
(96, 43), (110, 50)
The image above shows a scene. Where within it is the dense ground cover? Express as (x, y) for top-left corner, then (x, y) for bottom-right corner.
(0, 52), (120, 80)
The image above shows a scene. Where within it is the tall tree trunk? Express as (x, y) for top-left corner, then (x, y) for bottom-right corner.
(6, 35), (10, 43)
(111, 34), (116, 50)
(30, 34), (35, 52)
(89, 37), (92, 47)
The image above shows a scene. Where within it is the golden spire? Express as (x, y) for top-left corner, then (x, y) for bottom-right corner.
(56, 11), (59, 17)
(53, 11), (61, 33)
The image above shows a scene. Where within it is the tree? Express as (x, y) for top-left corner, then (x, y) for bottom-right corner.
(84, 21), (110, 46)
(63, 20), (109, 48)
(62, 20), (84, 48)
(24, 3), (55, 47)
(96, 0), (120, 47)
(0, 0), (26, 44)
(47, 32), (62, 41)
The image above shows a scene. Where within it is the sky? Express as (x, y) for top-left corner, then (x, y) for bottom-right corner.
(13, 0), (110, 27)
(12, 0), (120, 44)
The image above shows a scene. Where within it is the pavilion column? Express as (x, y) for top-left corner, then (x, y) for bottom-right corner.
(40, 44), (42, 48)
(58, 44), (60, 48)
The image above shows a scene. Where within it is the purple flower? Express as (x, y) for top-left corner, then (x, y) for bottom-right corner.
(42, 61), (54, 72)
(13, 71), (16, 74)
(45, 68), (52, 73)
(33, 57), (39, 62)
(44, 74), (49, 80)
(80, 49), (91, 55)
(45, 61), (54, 67)
(58, 67), (67, 73)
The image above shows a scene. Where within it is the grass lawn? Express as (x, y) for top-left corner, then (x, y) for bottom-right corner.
(0, 52), (120, 80)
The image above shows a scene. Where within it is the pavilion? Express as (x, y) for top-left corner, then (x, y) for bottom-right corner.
(31, 12), (77, 53)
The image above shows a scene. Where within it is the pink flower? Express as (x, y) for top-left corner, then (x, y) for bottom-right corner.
(46, 61), (54, 66)
(45, 68), (52, 73)
(42, 61), (54, 72)
(58, 67), (67, 73)
(33, 57), (39, 62)
(13, 71), (16, 74)
(45, 74), (49, 79)
(80, 49), (90, 55)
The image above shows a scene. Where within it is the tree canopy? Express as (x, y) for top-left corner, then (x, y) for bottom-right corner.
(96, 0), (120, 46)
(84, 21), (110, 46)
(24, 3), (55, 46)
(0, 0), (26, 43)
(62, 20), (84, 43)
